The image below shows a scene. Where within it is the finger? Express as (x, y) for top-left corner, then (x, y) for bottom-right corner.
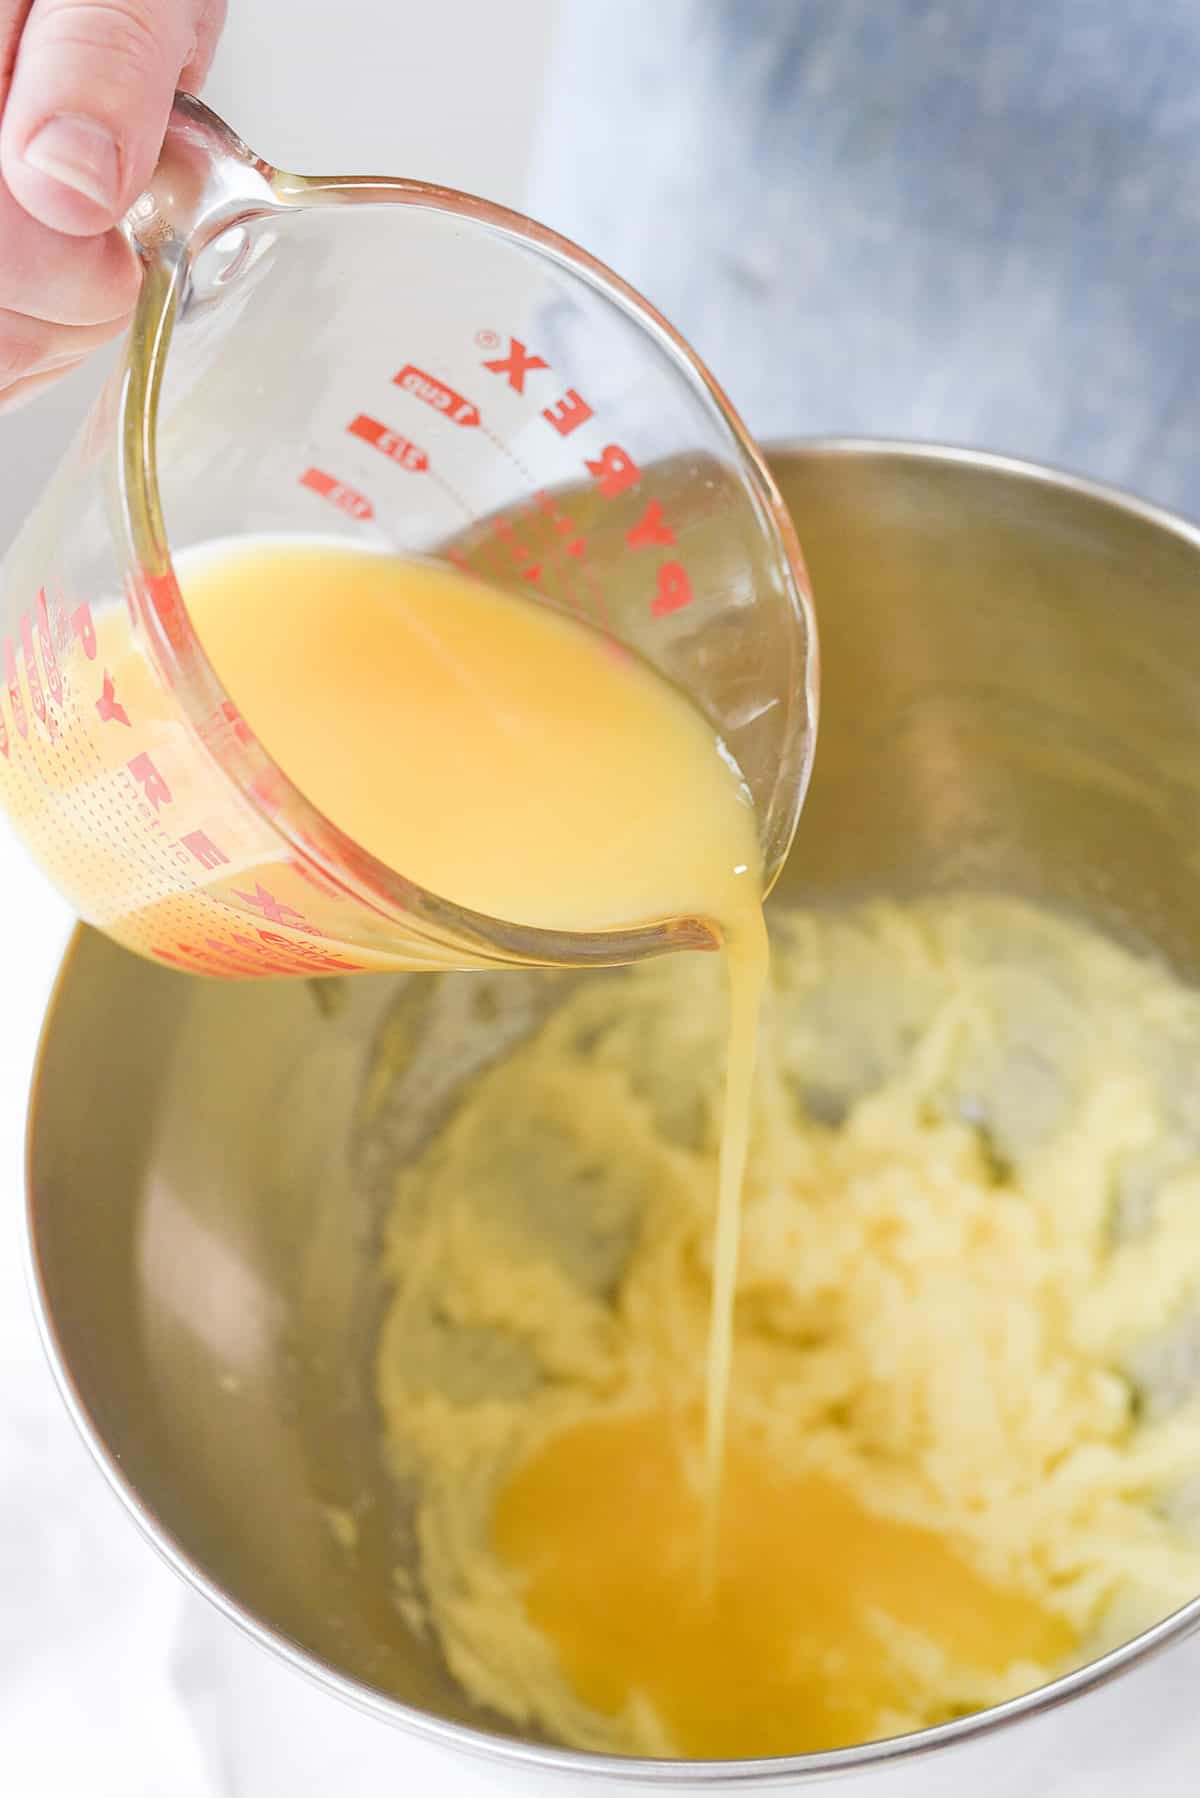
(181, 0), (223, 89)
(0, 1), (138, 323)
(0, 301), (126, 386)
(0, 0), (202, 236)
(0, 353), (87, 413)
(0, 176), (139, 320)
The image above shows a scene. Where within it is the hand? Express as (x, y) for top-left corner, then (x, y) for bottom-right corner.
(0, 0), (226, 413)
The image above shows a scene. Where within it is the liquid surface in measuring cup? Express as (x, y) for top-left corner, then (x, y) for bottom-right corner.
(182, 532), (764, 1533)
(180, 537), (762, 943)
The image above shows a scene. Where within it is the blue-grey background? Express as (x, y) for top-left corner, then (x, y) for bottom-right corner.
(530, 0), (1200, 517)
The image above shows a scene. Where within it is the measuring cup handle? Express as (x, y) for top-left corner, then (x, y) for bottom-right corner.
(122, 92), (278, 263)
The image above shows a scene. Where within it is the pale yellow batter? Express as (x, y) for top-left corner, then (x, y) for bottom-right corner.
(376, 896), (1200, 1758)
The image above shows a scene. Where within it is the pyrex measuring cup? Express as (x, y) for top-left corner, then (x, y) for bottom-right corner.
(0, 95), (817, 979)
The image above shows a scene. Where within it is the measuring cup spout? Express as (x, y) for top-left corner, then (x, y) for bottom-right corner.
(123, 93), (280, 266)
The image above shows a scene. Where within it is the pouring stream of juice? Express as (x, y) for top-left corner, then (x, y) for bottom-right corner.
(181, 535), (766, 1550)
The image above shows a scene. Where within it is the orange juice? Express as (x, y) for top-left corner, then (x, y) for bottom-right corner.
(493, 1413), (1074, 1757)
(182, 536), (764, 1545)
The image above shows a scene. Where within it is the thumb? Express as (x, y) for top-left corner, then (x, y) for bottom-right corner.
(0, 0), (209, 236)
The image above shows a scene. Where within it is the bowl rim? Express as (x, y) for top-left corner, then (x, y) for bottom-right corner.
(25, 435), (1200, 1784)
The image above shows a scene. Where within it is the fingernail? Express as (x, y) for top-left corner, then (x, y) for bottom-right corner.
(22, 115), (120, 211)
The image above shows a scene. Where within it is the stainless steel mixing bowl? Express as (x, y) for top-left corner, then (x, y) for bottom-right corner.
(27, 443), (1200, 1794)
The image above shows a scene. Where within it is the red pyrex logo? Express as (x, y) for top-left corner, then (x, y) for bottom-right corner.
(474, 334), (695, 619)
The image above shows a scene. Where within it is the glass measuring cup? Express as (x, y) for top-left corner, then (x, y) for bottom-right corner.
(0, 96), (817, 979)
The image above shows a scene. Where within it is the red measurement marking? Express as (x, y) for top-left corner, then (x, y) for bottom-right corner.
(36, 589), (62, 707)
(20, 613), (47, 730)
(220, 699), (254, 747)
(5, 640), (27, 740)
(532, 490), (569, 528)
(493, 517), (532, 559)
(157, 938), (287, 978)
(71, 601), (97, 660)
(531, 490), (588, 559)
(299, 467), (374, 520)
(250, 771), (287, 816)
(394, 364), (480, 428)
(50, 594), (70, 656)
(154, 944), (222, 974)
(180, 830), (229, 870)
(585, 443), (640, 497)
(347, 414), (429, 471)
(158, 928), (363, 977)
(291, 858), (344, 900)
(227, 933), (306, 974)
(626, 498), (675, 549)
(203, 938), (273, 976)
(651, 561), (694, 617)
(492, 516), (543, 586)
(257, 929), (360, 970)
(96, 670), (131, 727)
(222, 932), (363, 976)
(127, 751), (172, 810)
(482, 336), (549, 395)
(140, 571), (188, 667)
(230, 931), (285, 960)
(542, 388), (593, 438)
